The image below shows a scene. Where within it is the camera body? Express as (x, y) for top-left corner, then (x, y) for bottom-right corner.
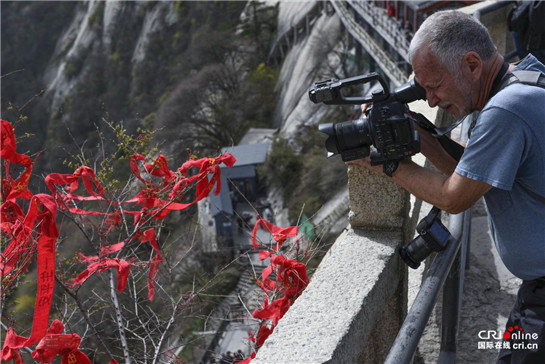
(399, 207), (451, 269)
(309, 72), (426, 164)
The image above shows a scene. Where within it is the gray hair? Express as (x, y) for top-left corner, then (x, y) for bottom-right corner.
(409, 10), (497, 74)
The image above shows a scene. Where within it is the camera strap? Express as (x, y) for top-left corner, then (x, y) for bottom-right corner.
(410, 112), (465, 162)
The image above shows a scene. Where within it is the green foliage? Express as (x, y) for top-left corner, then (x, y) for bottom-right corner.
(8, 276), (38, 329)
(60, 117), (158, 194)
(63, 46), (90, 79)
(241, 62), (279, 125)
(14, 294), (35, 313)
(258, 138), (304, 204)
(258, 127), (348, 224)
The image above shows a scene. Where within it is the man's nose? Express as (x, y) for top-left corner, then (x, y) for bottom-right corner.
(426, 90), (440, 107)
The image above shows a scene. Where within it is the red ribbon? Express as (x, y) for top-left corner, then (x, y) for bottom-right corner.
(247, 218), (309, 354)
(1, 120), (33, 201)
(251, 218), (298, 251)
(72, 254), (133, 291)
(136, 228), (163, 300)
(45, 166), (104, 202)
(1, 193), (59, 360)
(31, 320), (91, 364)
(179, 154), (237, 200)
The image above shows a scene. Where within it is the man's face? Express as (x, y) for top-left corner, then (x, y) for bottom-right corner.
(413, 47), (473, 118)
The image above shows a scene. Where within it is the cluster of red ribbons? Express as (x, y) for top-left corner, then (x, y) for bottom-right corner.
(4, 319), (112, 364)
(246, 218), (309, 357)
(1, 120), (236, 361)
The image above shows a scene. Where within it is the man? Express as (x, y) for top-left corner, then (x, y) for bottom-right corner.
(349, 10), (545, 363)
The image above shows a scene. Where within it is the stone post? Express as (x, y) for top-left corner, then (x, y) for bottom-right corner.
(346, 166), (411, 363)
(347, 167), (410, 230)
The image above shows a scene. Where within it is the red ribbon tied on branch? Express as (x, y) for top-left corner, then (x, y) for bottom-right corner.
(247, 217), (309, 356)
(1, 119), (238, 359)
(1, 119), (33, 201)
(1, 120), (60, 360)
(179, 153), (237, 200)
(31, 319), (91, 364)
(72, 253), (133, 291)
(251, 218), (298, 252)
(1, 193), (59, 360)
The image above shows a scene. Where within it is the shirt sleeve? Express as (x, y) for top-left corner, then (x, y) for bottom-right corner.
(455, 106), (528, 190)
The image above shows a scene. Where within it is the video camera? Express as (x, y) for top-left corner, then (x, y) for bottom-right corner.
(309, 72), (426, 164)
(310, 73), (452, 268)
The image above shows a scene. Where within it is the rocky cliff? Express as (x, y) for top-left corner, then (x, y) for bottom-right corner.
(2, 0), (349, 224)
(2, 1), (277, 170)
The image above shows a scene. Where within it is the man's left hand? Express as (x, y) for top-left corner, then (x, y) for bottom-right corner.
(345, 158), (382, 173)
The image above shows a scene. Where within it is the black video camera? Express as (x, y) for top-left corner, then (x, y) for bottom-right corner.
(399, 206), (451, 269)
(309, 72), (426, 164)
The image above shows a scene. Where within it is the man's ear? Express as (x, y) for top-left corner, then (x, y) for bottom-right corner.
(463, 51), (482, 81)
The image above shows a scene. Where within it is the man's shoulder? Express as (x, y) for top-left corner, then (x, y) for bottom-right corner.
(513, 53), (545, 74)
(487, 57), (545, 115)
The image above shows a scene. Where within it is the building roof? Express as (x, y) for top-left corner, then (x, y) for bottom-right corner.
(221, 142), (270, 167)
(208, 142), (270, 217)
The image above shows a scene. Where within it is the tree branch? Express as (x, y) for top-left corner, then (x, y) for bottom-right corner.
(55, 276), (115, 360)
(110, 270), (131, 364)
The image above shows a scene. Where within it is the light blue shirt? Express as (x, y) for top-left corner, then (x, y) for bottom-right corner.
(455, 54), (545, 280)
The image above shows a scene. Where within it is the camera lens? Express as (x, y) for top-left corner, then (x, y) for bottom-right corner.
(318, 119), (372, 159)
(335, 119), (372, 152)
(318, 123), (339, 155)
(399, 235), (433, 269)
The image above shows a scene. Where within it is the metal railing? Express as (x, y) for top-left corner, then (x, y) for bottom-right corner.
(347, 0), (411, 63)
(385, 209), (471, 364)
(331, 0), (409, 86)
(385, 105), (479, 363)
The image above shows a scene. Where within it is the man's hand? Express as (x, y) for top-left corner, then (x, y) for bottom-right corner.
(345, 157), (383, 173)
(361, 103), (372, 115)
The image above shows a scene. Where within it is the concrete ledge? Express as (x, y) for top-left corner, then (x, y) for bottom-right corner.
(252, 228), (405, 364)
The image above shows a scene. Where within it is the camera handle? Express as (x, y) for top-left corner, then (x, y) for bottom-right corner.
(309, 72), (391, 105)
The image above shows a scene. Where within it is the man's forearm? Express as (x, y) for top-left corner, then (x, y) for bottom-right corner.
(417, 126), (461, 175)
(392, 160), (452, 209)
(392, 159), (491, 214)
